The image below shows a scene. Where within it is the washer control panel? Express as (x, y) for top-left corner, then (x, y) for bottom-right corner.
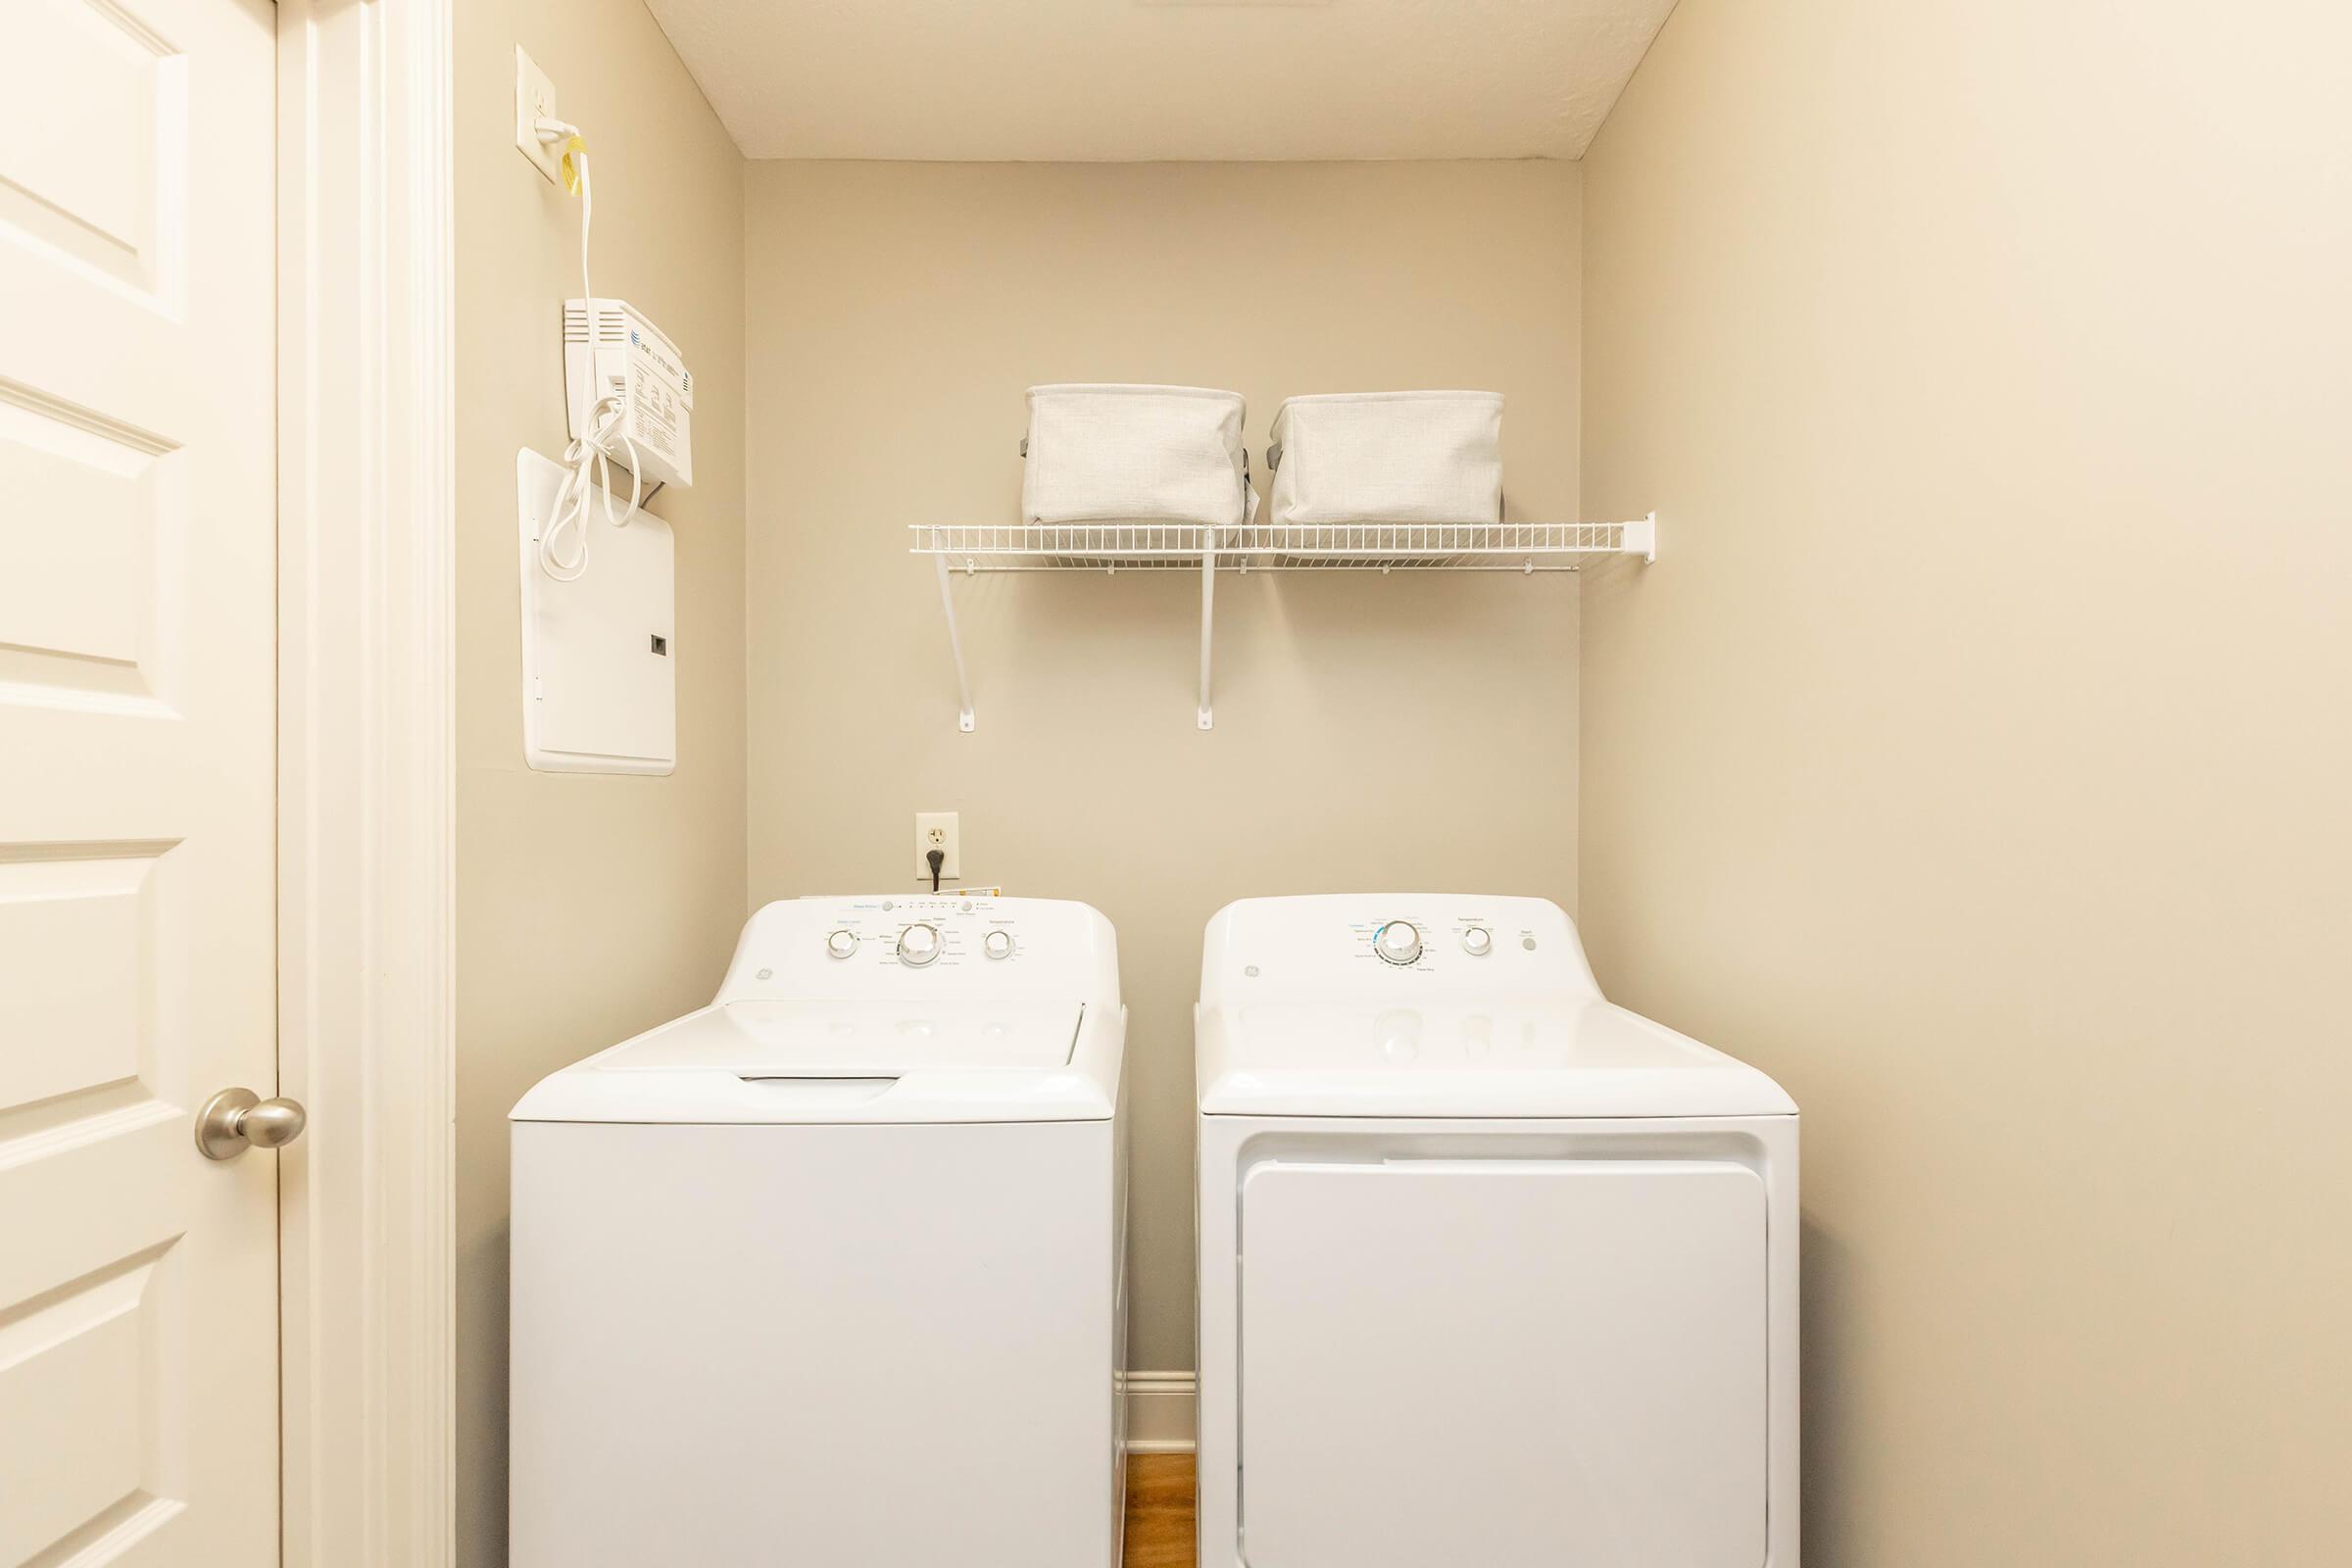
(722, 895), (1110, 1003)
(809, 897), (1025, 971)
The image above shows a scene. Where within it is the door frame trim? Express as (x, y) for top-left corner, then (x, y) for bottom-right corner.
(275, 3), (457, 1565)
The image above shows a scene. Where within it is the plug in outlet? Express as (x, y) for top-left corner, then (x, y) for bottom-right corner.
(914, 812), (960, 884)
(514, 47), (562, 183)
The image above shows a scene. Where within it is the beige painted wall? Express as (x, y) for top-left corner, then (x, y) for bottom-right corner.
(1580, 2), (2352, 1562)
(744, 161), (1582, 1370)
(452, 7), (746, 1564)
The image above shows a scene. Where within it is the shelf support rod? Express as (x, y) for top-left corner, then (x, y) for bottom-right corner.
(1198, 526), (1218, 730)
(933, 552), (976, 732)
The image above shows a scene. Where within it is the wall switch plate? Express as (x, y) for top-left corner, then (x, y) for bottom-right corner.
(914, 812), (960, 883)
(514, 47), (561, 183)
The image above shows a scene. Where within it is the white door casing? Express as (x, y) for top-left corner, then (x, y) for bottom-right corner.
(0, 0), (280, 1563)
(275, 0), (458, 1561)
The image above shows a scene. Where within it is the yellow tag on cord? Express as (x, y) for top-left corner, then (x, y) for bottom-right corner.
(559, 134), (587, 196)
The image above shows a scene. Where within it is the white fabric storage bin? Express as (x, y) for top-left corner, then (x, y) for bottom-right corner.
(1021, 384), (1251, 529)
(1267, 391), (1505, 524)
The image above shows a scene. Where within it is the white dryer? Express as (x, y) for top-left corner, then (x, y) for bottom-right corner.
(1196, 895), (1797, 1568)
(511, 896), (1128, 1568)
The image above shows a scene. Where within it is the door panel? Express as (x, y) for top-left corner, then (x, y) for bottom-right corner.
(1239, 1159), (1767, 1568)
(0, 0), (278, 1563)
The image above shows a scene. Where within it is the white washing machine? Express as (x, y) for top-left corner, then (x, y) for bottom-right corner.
(1196, 894), (1798, 1568)
(511, 895), (1128, 1568)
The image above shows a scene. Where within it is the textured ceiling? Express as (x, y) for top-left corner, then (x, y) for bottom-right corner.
(643, 0), (1680, 161)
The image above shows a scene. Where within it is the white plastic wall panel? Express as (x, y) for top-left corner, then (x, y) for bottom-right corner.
(515, 448), (676, 774)
(1238, 1158), (1767, 1567)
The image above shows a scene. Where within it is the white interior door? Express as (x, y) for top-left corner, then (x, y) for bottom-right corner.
(1239, 1158), (1767, 1568)
(0, 0), (280, 1563)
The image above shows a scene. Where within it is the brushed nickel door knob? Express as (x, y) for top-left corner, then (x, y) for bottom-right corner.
(196, 1087), (309, 1160)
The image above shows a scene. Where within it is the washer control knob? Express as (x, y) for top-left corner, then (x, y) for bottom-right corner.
(896, 923), (943, 967)
(825, 929), (858, 960)
(1374, 920), (1423, 965)
(1461, 925), (1494, 957)
(983, 929), (1014, 960)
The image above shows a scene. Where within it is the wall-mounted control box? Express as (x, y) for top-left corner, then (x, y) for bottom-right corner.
(564, 299), (695, 489)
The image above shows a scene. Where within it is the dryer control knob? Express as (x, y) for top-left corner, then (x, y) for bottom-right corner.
(1374, 920), (1423, 965)
(825, 929), (858, 960)
(1461, 925), (1493, 957)
(983, 929), (1014, 960)
(896, 923), (943, 967)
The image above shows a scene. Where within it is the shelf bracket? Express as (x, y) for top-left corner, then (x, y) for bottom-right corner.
(1198, 527), (1217, 730)
(1627, 510), (1659, 564)
(933, 552), (976, 732)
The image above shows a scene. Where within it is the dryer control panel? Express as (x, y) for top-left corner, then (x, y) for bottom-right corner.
(1200, 894), (1600, 1004)
(717, 896), (1118, 1004)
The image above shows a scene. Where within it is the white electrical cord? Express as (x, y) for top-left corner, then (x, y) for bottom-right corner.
(533, 116), (639, 582)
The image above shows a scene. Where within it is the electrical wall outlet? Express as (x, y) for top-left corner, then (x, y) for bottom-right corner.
(514, 47), (561, 183)
(914, 812), (960, 883)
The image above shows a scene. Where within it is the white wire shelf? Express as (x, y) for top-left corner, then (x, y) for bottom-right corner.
(909, 522), (1211, 572)
(909, 516), (1655, 573)
(910, 514), (1655, 732)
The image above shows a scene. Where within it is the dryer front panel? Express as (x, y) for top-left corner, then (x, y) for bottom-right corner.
(1238, 1157), (1767, 1568)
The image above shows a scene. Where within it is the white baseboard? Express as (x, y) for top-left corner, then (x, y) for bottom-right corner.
(1121, 1371), (1197, 1454)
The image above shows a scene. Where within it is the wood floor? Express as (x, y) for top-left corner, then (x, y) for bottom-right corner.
(1123, 1454), (1197, 1566)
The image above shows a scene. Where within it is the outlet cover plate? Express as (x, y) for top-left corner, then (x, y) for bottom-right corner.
(914, 812), (960, 882)
(515, 47), (561, 183)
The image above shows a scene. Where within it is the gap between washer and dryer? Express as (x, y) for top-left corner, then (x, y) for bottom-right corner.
(1123, 1455), (1196, 1567)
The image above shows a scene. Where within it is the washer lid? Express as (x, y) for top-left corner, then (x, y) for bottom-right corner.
(1197, 999), (1795, 1119)
(612, 999), (1081, 1073)
(513, 999), (1112, 1124)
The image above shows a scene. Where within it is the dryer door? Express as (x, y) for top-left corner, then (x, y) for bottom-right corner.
(1239, 1158), (1767, 1568)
